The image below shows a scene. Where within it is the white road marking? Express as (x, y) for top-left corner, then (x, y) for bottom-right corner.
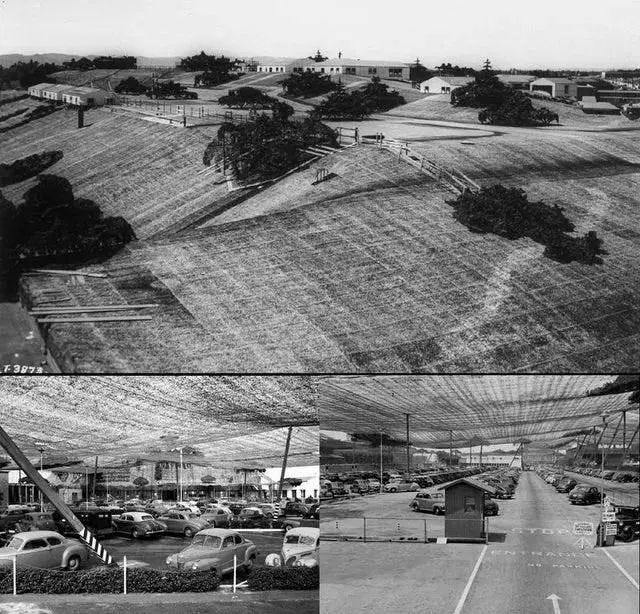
(452, 544), (488, 614)
(602, 548), (640, 590)
(546, 594), (562, 614)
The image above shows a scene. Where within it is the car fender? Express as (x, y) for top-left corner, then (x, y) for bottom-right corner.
(62, 543), (87, 566)
(246, 544), (258, 561)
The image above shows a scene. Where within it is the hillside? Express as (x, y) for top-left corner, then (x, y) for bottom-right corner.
(0, 108), (228, 239)
(19, 135), (640, 373)
(0, 53), (88, 68)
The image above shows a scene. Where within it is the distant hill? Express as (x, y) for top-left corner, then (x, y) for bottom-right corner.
(0, 53), (96, 68)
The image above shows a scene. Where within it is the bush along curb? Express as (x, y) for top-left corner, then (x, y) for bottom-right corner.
(246, 567), (319, 591)
(0, 567), (221, 594)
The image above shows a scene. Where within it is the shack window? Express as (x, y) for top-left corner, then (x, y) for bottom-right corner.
(463, 496), (476, 513)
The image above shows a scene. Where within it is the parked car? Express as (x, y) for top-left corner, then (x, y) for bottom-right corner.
(283, 502), (309, 517)
(555, 478), (577, 493)
(303, 504), (319, 520)
(410, 491), (445, 514)
(112, 512), (167, 538)
(53, 508), (115, 538)
(231, 507), (272, 529)
(157, 511), (209, 538)
(15, 512), (58, 532)
(0, 531), (87, 571)
(614, 506), (639, 542)
(227, 501), (247, 516)
(367, 479), (381, 491)
(200, 506), (232, 528)
(166, 529), (257, 575)
(568, 485), (601, 505)
(483, 496), (499, 516)
(265, 527), (319, 568)
(384, 481), (419, 493)
(0, 506), (31, 531)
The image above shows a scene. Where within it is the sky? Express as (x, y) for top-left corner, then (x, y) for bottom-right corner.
(1, 0), (639, 69)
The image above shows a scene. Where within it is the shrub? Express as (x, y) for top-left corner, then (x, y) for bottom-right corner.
(246, 567), (319, 591)
(115, 76), (148, 95)
(447, 185), (605, 265)
(0, 566), (220, 594)
(282, 72), (338, 98)
(0, 151), (63, 187)
(218, 87), (275, 109)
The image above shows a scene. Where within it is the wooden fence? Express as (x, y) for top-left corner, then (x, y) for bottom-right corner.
(361, 132), (481, 195)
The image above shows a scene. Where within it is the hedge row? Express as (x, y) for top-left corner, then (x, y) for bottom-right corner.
(0, 105), (58, 134)
(246, 567), (319, 591)
(0, 566), (220, 594)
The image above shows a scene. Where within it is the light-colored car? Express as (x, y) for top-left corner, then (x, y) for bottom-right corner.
(166, 529), (257, 575)
(367, 479), (381, 491)
(0, 531), (87, 571)
(157, 511), (209, 537)
(256, 503), (277, 518)
(112, 512), (167, 538)
(200, 506), (232, 528)
(384, 481), (419, 493)
(410, 491), (445, 514)
(265, 527), (319, 568)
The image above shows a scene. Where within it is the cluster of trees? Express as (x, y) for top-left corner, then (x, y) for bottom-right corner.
(203, 114), (337, 182)
(447, 185), (606, 265)
(0, 60), (64, 88)
(218, 87), (278, 109)
(194, 71), (240, 88)
(116, 77), (198, 99)
(114, 76), (148, 95)
(0, 175), (134, 300)
(62, 56), (137, 70)
(281, 72), (338, 98)
(180, 51), (239, 73)
(435, 62), (477, 76)
(313, 77), (406, 120)
(452, 71), (559, 126)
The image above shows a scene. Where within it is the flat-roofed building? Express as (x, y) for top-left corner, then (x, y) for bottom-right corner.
(339, 59), (410, 81)
(497, 74), (536, 89)
(530, 77), (577, 99)
(62, 86), (116, 107)
(256, 58), (293, 73)
(420, 76), (474, 94)
(27, 82), (50, 98)
(41, 84), (77, 102)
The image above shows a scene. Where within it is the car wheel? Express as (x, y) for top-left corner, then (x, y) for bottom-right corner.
(184, 527), (194, 538)
(284, 524), (294, 532)
(209, 520), (216, 528)
(66, 555), (81, 571)
(619, 527), (635, 543)
(390, 488), (397, 493)
(132, 528), (142, 539)
(433, 507), (442, 515)
(244, 556), (255, 571)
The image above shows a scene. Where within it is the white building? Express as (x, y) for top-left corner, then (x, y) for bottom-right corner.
(420, 76), (474, 94)
(530, 77), (578, 99)
(41, 84), (77, 102)
(62, 87), (116, 107)
(27, 83), (50, 98)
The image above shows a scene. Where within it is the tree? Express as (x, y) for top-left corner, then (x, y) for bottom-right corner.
(282, 72), (338, 98)
(410, 58), (432, 83)
(115, 76), (148, 95)
(218, 87), (275, 109)
(309, 50), (328, 63)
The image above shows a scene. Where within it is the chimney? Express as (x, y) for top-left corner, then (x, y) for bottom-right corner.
(77, 107), (84, 129)
(338, 51), (342, 59)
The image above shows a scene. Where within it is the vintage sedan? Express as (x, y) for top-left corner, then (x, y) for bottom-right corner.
(200, 506), (232, 528)
(265, 527), (319, 568)
(166, 528), (257, 575)
(157, 511), (209, 538)
(384, 481), (419, 493)
(568, 484), (601, 505)
(231, 507), (272, 529)
(411, 491), (445, 514)
(112, 512), (167, 538)
(0, 531), (87, 571)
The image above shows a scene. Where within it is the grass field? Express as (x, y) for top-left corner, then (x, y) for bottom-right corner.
(0, 108), (228, 239)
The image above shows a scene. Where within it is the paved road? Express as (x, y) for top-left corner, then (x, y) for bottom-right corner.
(0, 303), (47, 372)
(321, 472), (639, 614)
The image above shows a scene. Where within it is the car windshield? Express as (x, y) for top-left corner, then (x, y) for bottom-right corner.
(141, 515), (154, 521)
(573, 487), (589, 493)
(285, 534), (316, 546)
(6, 537), (24, 550)
(191, 535), (222, 548)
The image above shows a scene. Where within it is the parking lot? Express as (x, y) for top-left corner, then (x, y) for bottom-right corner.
(321, 470), (639, 614)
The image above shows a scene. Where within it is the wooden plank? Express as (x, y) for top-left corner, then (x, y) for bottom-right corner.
(36, 316), (153, 324)
(29, 269), (108, 278)
(30, 304), (159, 315)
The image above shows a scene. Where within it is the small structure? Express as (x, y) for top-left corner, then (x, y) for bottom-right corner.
(256, 58), (292, 73)
(27, 83), (50, 98)
(438, 477), (495, 542)
(62, 87), (116, 107)
(420, 76), (474, 94)
(41, 84), (77, 103)
(496, 74), (536, 90)
(596, 89), (640, 105)
(530, 78), (577, 99)
(576, 84), (596, 101)
(580, 101), (620, 115)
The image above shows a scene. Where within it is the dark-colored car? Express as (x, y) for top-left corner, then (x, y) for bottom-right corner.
(54, 508), (115, 537)
(303, 504), (319, 520)
(112, 512), (167, 538)
(283, 502), (309, 517)
(568, 484), (600, 505)
(555, 478), (577, 493)
(483, 495), (499, 516)
(614, 506), (639, 542)
(231, 508), (272, 529)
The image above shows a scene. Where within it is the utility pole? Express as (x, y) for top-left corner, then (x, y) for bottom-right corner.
(277, 427), (293, 503)
(405, 414), (411, 477)
(379, 433), (383, 494)
(449, 430), (453, 470)
(38, 447), (45, 512)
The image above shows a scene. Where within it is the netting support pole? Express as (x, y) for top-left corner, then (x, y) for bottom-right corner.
(449, 431), (453, 470)
(405, 414), (411, 477)
(277, 426), (293, 503)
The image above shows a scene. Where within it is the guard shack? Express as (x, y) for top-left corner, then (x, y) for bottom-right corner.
(438, 477), (495, 542)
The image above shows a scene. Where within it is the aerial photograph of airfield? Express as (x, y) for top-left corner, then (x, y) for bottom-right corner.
(1, 0), (639, 373)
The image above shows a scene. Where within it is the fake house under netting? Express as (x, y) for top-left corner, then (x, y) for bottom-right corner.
(319, 375), (639, 469)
